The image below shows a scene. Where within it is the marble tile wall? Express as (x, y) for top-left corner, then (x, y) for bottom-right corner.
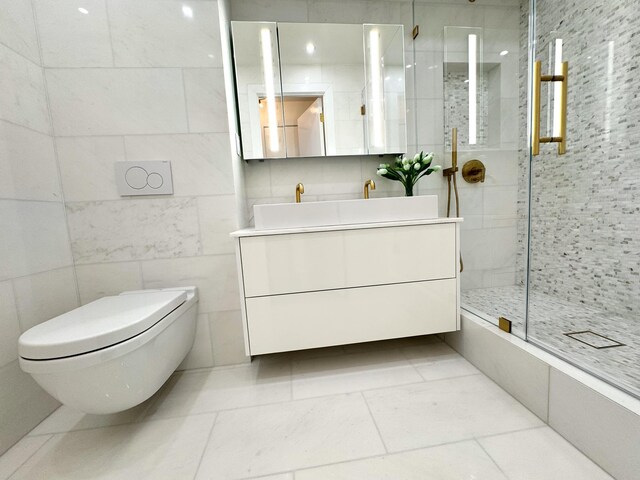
(32, 0), (246, 374)
(0, 0), (77, 454)
(516, 0), (639, 320)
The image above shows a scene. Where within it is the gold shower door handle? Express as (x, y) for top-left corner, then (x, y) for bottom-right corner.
(532, 60), (568, 155)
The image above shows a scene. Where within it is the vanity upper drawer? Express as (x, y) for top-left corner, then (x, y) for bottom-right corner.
(240, 223), (456, 297)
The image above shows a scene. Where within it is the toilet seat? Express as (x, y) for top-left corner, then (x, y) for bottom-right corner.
(19, 290), (187, 361)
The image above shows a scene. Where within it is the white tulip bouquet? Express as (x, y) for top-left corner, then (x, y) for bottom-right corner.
(376, 151), (441, 196)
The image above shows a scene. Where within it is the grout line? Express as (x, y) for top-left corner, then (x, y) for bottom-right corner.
(0, 37), (41, 69)
(192, 412), (219, 479)
(103, 0), (116, 68)
(474, 424), (547, 442)
(180, 68), (192, 133)
(360, 392), (389, 454)
(474, 438), (511, 479)
(2, 434), (56, 478)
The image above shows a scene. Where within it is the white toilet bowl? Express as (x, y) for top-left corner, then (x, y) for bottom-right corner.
(19, 287), (198, 414)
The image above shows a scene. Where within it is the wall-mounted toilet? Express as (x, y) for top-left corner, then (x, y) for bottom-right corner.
(18, 287), (198, 414)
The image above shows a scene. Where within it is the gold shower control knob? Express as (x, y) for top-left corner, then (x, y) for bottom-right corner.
(462, 159), (486, 183)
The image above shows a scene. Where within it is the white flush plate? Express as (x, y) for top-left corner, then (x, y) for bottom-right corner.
(115, 161), (173, 196)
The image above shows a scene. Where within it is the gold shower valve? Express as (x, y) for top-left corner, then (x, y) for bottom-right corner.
(462, 159), (486, 183)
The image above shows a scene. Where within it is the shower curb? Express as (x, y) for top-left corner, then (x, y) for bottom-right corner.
(444, 311), (640, 480)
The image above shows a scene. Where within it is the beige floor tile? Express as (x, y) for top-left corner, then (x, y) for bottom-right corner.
(292, 349), (423, 399)
(11, 415), (216, 480)
(364, 374), (543, 452)
(0, 435), (51, 479)
(195, 393), (385, 479)
(296, 440), (509, 480)
(479, 427), (614, 480)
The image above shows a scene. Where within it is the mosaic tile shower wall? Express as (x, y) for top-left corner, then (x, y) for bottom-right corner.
(516, 0), (640, 320)
(444, 71), (489, 149)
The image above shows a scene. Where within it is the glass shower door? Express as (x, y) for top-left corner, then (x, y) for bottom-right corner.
(526, 0), (640, 397)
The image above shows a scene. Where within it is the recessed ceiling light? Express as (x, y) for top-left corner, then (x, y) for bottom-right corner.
(182, 5), (193, 18)
(78, 7), (89, 14)
(405, 64), (412, 69)
(207, 54), (214, 58)
(500, 50), (509, 56)
(306, 42), (315, 55)
(464, 79), (470, 83)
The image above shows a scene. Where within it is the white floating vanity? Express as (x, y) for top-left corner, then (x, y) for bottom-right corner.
(232, 210), (462, 356)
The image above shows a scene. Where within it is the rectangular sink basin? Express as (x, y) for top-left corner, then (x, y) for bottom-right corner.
(254, 195), (438, 230)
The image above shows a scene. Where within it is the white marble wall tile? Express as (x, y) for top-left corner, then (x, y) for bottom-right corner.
(413, 50), (444, 100)
(0, 281), (20, 368)
(230, 0), (309, 22)
(45, 68), (188, 136)
(197, 195), (237, 255)
(209, 310), (250, 365)
(269, 157), (363, 198)
(13, 267), (79, 332)
(484, 186), (518, 216)
(0, 45), (50, 134)
(33, 0), (113, 67)
(74, 262), (143, 304)
(183, 68), (229, 133)
(0, 0), (40, 64)
(307, 0), (412, 29)
(108, 0), (222, 67)
(179, 313), (214, 369)
(56, 136), (125, 202)
(0, 361), (59, 455)
(0, 200), (74, 281)
(141, 254), (240, 313)
(66, 198), (201, 264)
(124, 134), (234, 196)
(0, 121), (61, 201)
(416, 98), (445, 147)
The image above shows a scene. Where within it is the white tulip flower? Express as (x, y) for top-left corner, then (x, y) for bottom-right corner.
(377, 168), (387, 175)
(403, 164), (411, 171)
(414, 163), (421, 170)
(413, 153), (421, 162)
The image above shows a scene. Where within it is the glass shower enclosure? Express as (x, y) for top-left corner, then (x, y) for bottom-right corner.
(428, 0), (639, 398)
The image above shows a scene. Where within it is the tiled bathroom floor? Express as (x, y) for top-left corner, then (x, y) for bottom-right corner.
(462, 285), (640, 398)
(0, 337), (613, 479)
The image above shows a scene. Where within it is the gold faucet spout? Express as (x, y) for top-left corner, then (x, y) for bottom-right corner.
(364, 179), (376, 199)
(295, 183), (304, 203)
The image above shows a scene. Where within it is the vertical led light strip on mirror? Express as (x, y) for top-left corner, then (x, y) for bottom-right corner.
(369, 28), (384, 149)
(260, 28), (279, 153)
(468, 34), (477, 145)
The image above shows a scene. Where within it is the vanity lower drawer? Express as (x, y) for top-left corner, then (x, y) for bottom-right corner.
(240, 223), (456, 297)
(245, 278), (457, 355)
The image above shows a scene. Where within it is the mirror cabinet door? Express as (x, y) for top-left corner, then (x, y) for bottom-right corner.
(364, 24), (407, 155)
(232, 22), (286, 159)
(277, 23), (367, 158)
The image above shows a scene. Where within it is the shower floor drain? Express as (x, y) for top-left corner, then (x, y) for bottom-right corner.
(564, 330), (625, 349)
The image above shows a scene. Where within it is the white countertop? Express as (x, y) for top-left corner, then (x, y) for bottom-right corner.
(231, 217), (463, 238)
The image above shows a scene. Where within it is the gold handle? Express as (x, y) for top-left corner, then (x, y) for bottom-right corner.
(532, 60), (568, 156)
(451, 127), (458, 170)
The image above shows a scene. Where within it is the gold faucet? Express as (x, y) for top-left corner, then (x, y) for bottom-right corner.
(363, 179), (376, 199)
(295, 183), (304, 203)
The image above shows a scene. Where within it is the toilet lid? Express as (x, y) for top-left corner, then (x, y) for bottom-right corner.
(19, 290), (187, 360)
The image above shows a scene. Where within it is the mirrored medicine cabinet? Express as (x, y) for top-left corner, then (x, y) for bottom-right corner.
(231, 21), (407, 160)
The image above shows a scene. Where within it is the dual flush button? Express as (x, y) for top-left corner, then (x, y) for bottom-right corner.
(114, 161), (174, 196)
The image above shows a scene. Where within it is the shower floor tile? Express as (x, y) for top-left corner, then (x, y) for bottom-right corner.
(462, 285), (640, 398)
(1, 337), (612, 480)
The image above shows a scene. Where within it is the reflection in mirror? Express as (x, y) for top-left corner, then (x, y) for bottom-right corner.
(232, 22), (285, 159)
(259, 96), (326, 157)
(277, 23), (366, 157)
(364, 24), (407, 155)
